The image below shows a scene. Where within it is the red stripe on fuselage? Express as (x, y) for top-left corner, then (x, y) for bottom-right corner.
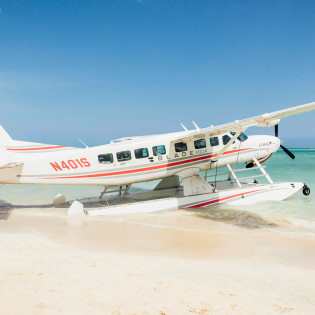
(186, 189), (265, 208)
(7, 146), (67, 151)
(40, 148), (252, 180)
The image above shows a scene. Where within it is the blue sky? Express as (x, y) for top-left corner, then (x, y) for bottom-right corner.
(0, 0), (314, 147)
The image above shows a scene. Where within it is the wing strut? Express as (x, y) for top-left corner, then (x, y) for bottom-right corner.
(211, 131), (242, 162)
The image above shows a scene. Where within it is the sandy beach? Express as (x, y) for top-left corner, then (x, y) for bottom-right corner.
(1, 205), (315, 315)
(1, 0), (315, 313)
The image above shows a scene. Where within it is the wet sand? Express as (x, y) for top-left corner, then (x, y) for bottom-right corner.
(1, 206), (315, 314)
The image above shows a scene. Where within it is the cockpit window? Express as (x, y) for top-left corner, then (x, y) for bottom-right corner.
(222, 135), (231, 145)
(238, 133), (248, 142)
(230, 132), (248, 142)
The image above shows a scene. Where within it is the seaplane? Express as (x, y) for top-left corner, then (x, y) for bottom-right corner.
(0, 101), (314, 216)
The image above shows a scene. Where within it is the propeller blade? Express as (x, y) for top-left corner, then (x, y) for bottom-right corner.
(275, 124), (279, 138)
(280, 144), (295, 159)
(275, 124), (295, 159)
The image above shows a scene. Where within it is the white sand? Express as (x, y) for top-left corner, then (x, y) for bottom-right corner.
(1, 208), (315, 314)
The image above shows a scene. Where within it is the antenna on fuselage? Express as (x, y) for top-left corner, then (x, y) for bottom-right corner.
(78, 138), (89, 148)
(192, 121), (200, 131)
(180, 123), (188, 131)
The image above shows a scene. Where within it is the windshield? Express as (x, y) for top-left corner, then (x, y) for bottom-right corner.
(230, 132), (248, 142)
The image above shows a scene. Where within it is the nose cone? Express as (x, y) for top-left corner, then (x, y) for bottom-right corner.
(272, 136), (281, 151)
(266, 135), (281, 153)
(247, 135), (280, 153)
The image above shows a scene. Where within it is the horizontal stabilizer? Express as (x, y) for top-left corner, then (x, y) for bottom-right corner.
(0, 162), (21, 169)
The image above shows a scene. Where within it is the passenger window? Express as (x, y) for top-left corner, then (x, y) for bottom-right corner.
(153, 145), (166, 156)
(210, 137), (219, 146)
(116, 150), (132, 162)
(98, 153), (113, 164)
(194, 139), (206, 149)
(222, 135), (231, 145)
(175, 142), (187, 152)
(134, 148), (149, 159)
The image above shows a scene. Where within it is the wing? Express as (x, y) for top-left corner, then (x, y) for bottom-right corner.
(172, 101), (315, 142)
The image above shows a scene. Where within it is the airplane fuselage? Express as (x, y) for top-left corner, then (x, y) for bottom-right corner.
(0, 132), (280, 186)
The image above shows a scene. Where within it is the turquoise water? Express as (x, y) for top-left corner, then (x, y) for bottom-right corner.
(192, 149), (315, 236)
(240, 149), (315, 220)
(1, 149), (315, 234)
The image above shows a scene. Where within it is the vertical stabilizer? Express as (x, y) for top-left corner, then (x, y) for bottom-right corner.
(0, 125), (13, 146)
(0, 125), (14, 168)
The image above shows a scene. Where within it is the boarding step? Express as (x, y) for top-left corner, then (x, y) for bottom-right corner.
(99, 184), (131, 199)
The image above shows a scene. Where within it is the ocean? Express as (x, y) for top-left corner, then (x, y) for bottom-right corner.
(191, 149), (315, 238)
(1, 149), (315, 237)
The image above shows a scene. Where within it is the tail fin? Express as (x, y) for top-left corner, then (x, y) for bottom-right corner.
(0, 125), (75, 160)
(0, 125), (15, 168)
(0, 125), (13, 146)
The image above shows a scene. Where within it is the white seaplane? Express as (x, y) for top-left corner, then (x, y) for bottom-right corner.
(0, 101), (314, 215)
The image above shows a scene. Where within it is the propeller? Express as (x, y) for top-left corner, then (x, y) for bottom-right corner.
(274, 124), (295, 159)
